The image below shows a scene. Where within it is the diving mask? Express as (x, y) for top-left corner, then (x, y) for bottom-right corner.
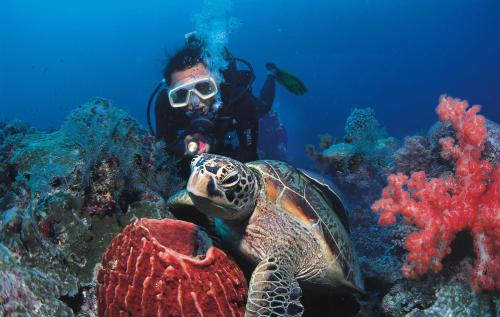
(168, 76), (218, 108)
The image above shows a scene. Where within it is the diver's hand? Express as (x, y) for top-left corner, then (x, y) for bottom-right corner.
(184, 133), (210, 155)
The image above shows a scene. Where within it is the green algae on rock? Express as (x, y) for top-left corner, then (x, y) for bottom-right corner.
(0, 98), (182, 316)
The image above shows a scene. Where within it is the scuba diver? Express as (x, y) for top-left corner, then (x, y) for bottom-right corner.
(147, 33), (306, 177)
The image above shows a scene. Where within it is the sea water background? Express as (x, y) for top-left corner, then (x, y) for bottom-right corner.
(1, 0), (499, 167)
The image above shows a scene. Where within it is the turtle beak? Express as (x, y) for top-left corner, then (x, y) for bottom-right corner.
(187, 168), (224, 199)
(187, 169), (229, 218)
(187, 167), (239, 218)
(187, 169), (207, 198)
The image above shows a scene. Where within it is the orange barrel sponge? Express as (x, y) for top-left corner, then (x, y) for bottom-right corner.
(97, 218), (247, 317)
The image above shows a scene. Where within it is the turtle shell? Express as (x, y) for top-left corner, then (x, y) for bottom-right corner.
(246, 160), (363, 291)
(299, 169), (350, 232)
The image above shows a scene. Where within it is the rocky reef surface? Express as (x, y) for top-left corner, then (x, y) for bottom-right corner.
(0, 98), (182, 316)
(381, 259), (497, 317)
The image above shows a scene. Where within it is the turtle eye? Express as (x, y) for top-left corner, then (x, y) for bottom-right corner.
(191, 155), (201, 168)
(220, 172), (240, 188)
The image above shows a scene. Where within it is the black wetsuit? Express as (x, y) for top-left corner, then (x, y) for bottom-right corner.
(155, 70), (275, 176)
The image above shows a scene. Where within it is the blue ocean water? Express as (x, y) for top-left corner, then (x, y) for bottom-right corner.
(1, 0), (499, 168)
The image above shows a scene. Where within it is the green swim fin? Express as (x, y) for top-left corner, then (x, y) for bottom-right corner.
(267, 63), (307, 95)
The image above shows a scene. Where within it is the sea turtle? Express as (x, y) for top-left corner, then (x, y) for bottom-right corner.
(167, 154), (364, 317)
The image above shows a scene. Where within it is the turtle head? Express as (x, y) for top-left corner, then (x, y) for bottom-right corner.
(187, 154), (258, 221)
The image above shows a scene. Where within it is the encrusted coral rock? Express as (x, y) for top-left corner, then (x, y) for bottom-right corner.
(344, 107), (386, 154)
(97, 218), (247, 317)
(0, 98), (182, 315)
(381, 259), (498, 317)
(0, 244), (74, 317)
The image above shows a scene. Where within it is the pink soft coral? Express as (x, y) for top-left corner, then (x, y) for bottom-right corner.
(372, 95), (499, 291)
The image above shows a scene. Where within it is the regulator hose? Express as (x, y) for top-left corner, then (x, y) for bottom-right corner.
(146, 81), (164, 135)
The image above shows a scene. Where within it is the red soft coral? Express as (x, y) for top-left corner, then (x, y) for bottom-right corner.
(372, 95), (499, 291)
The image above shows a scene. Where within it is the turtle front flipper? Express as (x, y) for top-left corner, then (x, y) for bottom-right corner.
(166, 189), (194, 211)
(246, 256), (304, 317)
(166, 189), (201, 219)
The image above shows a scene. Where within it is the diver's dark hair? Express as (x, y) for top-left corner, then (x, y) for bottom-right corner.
(163, 45), (206, 86)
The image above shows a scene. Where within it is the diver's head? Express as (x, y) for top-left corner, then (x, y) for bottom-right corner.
(164, 46), (220, 114)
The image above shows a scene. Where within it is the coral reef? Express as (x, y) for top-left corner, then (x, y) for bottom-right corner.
(0, 244), (74, 316)
(381, 259), (497, 317)
(372, 96), (499, 291)
(347, 204), (404, 317)
(483, 119), (500, 165)
(308, 99), (499, 315)
(307, 107), (403, 316)
(390, 136), (451, 178)
(392, 119), (499, 178)
(0, 98), (182, 315)
(428, 119), (500, 166)
(97, 218), (247, 317)
(307, 107), (399, 206)
(344, 107), (386, 155)
(76, 284), (98, 317)
(2, 95), (496, 316)
(0, 120), (33, 210)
